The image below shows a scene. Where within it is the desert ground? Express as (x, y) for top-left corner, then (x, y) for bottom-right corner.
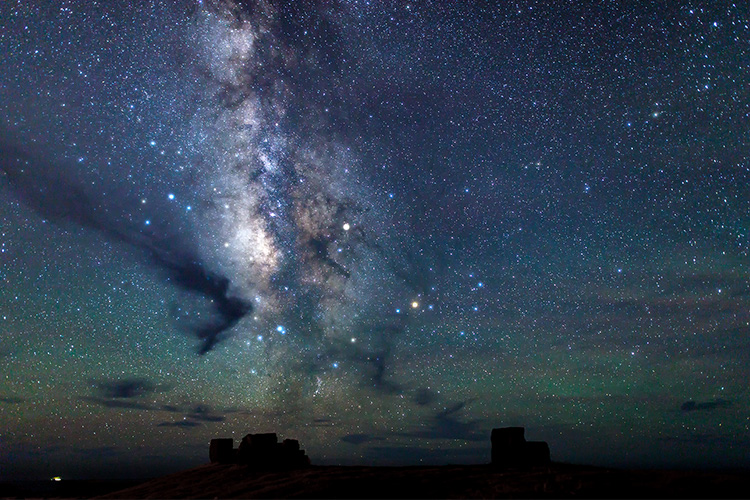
(80, 462), (750, 499)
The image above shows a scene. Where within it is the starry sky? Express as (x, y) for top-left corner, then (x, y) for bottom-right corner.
(1, 0), (749, 480)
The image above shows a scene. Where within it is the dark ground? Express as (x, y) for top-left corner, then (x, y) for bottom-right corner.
(0, 479), (143, 499)
(2, 463), (748, 499)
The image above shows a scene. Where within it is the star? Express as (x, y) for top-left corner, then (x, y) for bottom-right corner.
(0, 0), (746, 477)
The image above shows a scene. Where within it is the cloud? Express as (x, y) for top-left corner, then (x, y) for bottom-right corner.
(83, 381), (229, 424)
(366, 349), (402, 394)
(681, 399), (732, 412)
(159, 256), (252, 355)
(155, 405), (224, 427)
(0, 140), (252, 355)
(348, 324), (406, 394)
(186, 405), (225, 422)
(341, 433), (383, 445)
(97, 379), (155, 399)
(157, 420), (202, 428)
(83, 377), (160, 410)
(401, 400), (484, 441)
(82, 397), (154, 410)
(413, 387), (437, 406)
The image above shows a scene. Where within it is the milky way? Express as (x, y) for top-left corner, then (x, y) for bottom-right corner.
(1, 0), (749, 479)
(1, 0), (425, 367)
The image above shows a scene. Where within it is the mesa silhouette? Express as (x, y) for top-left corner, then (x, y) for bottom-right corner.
(92, 427), (749, 498)
(209, 433), (310, 469)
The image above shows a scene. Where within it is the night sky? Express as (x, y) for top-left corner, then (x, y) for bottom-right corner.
(1, 0), (749, 480)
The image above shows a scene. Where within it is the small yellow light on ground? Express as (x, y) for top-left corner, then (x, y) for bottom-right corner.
(343, 223), (350, 231)
(52, 477), (62, 482)
(411, 301), (419, 308)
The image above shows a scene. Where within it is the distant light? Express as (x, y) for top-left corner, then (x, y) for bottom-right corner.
(411, 301), (419, 309)
(52, 477), (62, 482)
(342, 222), (350, 231)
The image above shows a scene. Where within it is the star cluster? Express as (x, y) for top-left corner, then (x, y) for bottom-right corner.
(1, 0), (749, 479)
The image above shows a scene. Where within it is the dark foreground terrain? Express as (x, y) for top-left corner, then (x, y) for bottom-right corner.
(86, 462), (749, 499)
(0, 479), (143, 499)
(3, 463), (748, 499)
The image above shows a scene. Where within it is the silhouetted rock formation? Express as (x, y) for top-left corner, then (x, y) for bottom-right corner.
(209, 433), (310, 469)
(209, 438), (235, 464)
(491, 427), (550, 467)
